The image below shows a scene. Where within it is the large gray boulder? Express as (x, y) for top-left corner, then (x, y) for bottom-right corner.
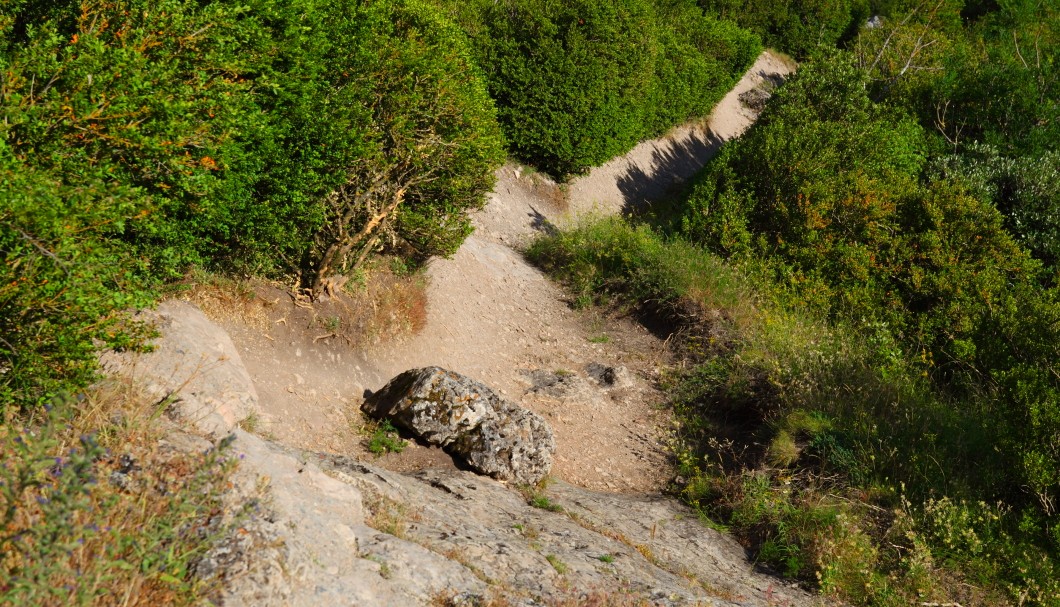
(362, 367), (555, 485)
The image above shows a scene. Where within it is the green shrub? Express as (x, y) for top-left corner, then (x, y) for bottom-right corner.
(529, 217), (1059, 604)
(464, 0), (659, 176)
(438, 0), (760, 176)
(0, 149), (154, 409)
(0, 0), (266, 277)
(646, 2), (761, 134)
(931, 146), (1060, 271)
(0, 0), (263, 407)
(366, 420), (406, 455)
(699, 0), (869, 58)
(0, 0), (504, 409)
(247, 0), (504, 293)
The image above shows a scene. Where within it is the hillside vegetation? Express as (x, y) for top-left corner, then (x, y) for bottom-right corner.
(531, 1), (1060, 604)
(0, 0), (759, 603)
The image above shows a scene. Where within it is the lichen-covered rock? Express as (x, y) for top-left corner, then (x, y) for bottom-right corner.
(362, 367), (555, 485)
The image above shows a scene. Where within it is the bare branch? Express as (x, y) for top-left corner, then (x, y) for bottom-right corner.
(1013, 31), (1029, 69)
(1, 221), (70, 276)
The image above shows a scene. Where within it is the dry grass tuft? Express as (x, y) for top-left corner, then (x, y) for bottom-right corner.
(363, 491), (420, 539)
(178, 269), (274, 332)
(346, 258), (429, 342)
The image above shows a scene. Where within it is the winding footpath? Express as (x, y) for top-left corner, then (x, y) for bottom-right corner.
(177, 51), (813, 606)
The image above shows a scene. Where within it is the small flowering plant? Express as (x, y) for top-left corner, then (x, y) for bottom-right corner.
(0, 390), (236, 606)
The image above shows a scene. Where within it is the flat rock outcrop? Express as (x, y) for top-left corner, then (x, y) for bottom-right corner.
(363, 366), (555, 485)
(195, 429), (487, 607)
(201, 431), (820, 606)
(99, 300), (259, 436)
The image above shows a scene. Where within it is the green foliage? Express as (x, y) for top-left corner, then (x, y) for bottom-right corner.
(931, 145), (1060, 270)
(677, 52), (1053, 391)
(526, 217), (755, 333)
(528, 494), (564, 513)
(940, 3), (1060, 158)
(366, 420), (406, 455)
(263, 0), (505, 291)
(439, 0), (760, 176)
(0, 157), (153, 407)
(0, 0), (503, 409)
(699, 0), (870, 58)
(646, 1), (762, 134)
(0, 0), (259, 407)
(461, 0), (659, 176)
(529, 217), (1060, 604)
(1, 0), (264, 277)
(680, 53), (928, 320)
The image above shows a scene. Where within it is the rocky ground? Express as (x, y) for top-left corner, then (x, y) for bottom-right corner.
(106, 51), (814, 606)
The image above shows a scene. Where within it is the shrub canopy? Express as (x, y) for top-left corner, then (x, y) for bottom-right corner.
(0, 0), (503, 408)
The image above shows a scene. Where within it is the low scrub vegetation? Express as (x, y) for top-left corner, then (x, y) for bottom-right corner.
(1, 0), (759, 593)
(699, 0), (869, 59)
(0, 383), (237, 606)
(529, 11), (1060, 600)
(528, 217), (1059, 605)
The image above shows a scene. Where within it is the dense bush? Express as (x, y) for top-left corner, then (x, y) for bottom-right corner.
(699, 0), (869, 58)
(0, 0), (503, 408)
(853, 2), (1059, 279)
(0, 0), (262, 407)
(435, 0), (760, 176)
(678, 54), (1050, 386)
(251, 0), (505, 293)
(530, 216), (1060, 605)
(650, 50), (1060, 603)
(931, 146), (1060, 272)
(680, 54), (926, 319)
(647, 1), (762, 134)
(458, 0), (658, 176)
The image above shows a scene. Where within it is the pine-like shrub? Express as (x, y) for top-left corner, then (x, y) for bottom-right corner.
(647, 1), (761, 134)
(700, 0), (869, 58)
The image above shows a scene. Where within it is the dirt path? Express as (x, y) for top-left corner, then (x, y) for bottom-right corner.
(202, 51), (794, 494)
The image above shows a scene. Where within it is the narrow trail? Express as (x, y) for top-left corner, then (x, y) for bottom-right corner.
(210, 51), (795, 495)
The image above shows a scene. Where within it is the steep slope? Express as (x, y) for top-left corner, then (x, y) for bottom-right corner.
(149, 51), (802, 605)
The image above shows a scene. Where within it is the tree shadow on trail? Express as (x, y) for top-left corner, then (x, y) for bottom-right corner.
(616, 128), (726, 215)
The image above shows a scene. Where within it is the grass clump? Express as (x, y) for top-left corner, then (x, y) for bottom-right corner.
(517, 480), (564, 513)
(544, 554), (568, 574)
(365, 420), (406, 456)
(363, 492), (419, 539)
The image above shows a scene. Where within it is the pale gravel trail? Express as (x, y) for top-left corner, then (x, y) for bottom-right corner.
(360, 51), (796, 492)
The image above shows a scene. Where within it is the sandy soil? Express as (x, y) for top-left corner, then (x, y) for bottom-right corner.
(192, 51), (794, 494)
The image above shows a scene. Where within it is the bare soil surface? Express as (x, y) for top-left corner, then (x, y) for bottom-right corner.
(185, 51), (794, 495)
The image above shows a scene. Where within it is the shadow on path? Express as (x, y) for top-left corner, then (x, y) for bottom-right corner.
(615, 128), (726, 215)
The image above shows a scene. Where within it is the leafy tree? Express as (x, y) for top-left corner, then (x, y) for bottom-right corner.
(647, 1), (762, 134)
(462, 0), (660, 176)
(681, 53), (926, 320)
(678, 50), (1060, 518)
(0, 0), (258, 407)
